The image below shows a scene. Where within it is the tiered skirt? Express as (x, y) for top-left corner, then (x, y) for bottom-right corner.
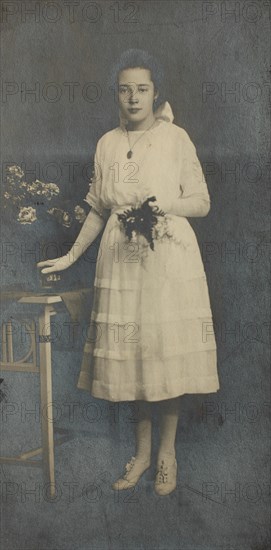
(77, 212), (219, 401)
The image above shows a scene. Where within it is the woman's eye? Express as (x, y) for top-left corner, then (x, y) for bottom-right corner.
(138, 88), (148, 93)
(119, 87), (130, 95)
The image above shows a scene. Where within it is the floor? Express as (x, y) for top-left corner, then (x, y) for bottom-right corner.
(0, 347), (270, 550)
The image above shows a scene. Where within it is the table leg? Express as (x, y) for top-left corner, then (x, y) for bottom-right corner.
(38, 305), (56, 497)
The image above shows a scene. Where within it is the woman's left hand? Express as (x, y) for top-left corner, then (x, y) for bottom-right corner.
(151, 197), (173, 215)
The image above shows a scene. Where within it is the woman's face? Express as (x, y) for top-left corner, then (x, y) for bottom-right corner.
(118, 67), (159, 129)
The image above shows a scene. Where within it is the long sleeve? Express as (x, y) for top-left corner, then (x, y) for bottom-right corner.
(171, 196), (210, 217)
(172, 130), (210, 218)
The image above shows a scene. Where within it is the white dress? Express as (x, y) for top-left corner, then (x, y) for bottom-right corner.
(77, 102), (220, 402)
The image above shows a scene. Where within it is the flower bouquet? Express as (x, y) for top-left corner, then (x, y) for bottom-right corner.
(116, 195), (191, 265)
(117, 195), (166, 252)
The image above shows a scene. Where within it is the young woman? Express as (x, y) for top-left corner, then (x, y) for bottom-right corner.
(37, 49), (219, 496)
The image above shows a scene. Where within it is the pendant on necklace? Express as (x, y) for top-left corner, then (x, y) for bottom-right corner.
(127, 150), (133, 159)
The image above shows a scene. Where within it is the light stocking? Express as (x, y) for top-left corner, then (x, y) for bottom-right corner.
(157, 397), (180, 464)
(134, 400), (152, 462)
(112, 401), (152, 489)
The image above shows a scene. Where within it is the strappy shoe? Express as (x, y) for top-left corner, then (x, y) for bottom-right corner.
(111, 456), (151, 491)
(154, 458), (177, 496)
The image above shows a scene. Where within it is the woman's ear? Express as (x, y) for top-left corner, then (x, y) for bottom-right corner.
(154, 90), (159, 102)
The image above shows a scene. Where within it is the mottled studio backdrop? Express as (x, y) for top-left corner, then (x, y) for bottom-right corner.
(0, 1), (270, 549)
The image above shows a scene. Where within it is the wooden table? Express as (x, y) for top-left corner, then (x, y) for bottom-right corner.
(0, 292), (81, 497)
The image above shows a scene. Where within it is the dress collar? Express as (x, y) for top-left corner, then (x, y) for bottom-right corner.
(119, 101), (174, 131)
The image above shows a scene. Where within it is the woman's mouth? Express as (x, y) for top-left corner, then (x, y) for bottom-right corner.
(128, 108), (142, 114)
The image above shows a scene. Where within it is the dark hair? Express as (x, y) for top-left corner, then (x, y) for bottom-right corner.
(108, 49), (165, 106)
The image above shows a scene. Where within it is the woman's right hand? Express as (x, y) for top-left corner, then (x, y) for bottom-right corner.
(37, 254), (73, 274)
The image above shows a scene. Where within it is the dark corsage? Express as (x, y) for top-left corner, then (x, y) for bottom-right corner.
(117, 196), (165, 251)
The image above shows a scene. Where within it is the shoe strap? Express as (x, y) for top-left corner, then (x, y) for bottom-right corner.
(123, 456), (136, 478)
(156, 459), (176, 483)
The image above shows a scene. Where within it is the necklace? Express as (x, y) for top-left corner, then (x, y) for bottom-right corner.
(126, 119), (157, 159)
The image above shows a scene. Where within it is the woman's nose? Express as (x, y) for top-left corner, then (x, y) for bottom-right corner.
(128, 93), (138, 104)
